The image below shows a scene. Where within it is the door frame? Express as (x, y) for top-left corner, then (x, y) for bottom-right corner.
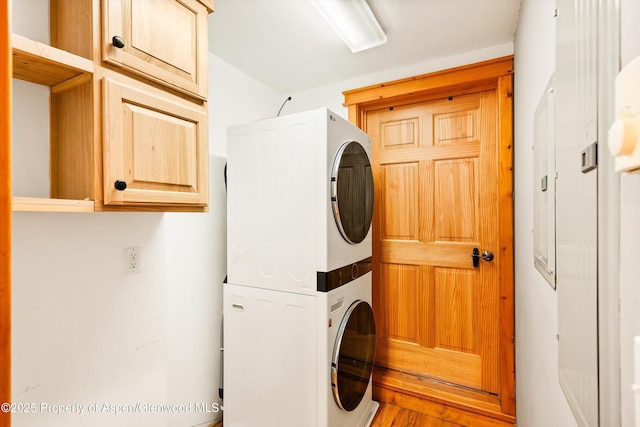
(343, 56), (515, 416)
(1, 0), (11, 426)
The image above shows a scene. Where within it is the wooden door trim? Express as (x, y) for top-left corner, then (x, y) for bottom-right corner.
(496, 72), (515, 416)
(1, 0), (11, 425)
(343, 56), (515, 417)
(343, 56), (513, 116)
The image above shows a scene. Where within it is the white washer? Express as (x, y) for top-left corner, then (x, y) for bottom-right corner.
(226, 108), (373, 296)
(223, 273), (378, 427)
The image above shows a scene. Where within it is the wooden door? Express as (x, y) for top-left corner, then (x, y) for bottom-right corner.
(343, 57), (515, 422)
(102, 74), (208, 206)
(1, 0), (10, 425)
(368, 92), (500, 393)
(103, 0), (209, 99)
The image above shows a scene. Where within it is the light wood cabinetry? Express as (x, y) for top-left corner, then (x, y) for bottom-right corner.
(103, 74), (208, 205)
(103, 0), (210, 99)
(11, 0), (213, 212)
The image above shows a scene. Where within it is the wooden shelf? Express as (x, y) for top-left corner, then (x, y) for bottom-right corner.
(11, 33), (96, 213)
(11, 32), (93, 88)
(12, 197), (95, 212)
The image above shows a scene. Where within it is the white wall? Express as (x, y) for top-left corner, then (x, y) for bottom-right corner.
(163, 53), (281, 426)
(619, 0), (640, 425)
(12, 213), (170, 427)
(513, 1), (580, 426)
(285, 43), (514, 119)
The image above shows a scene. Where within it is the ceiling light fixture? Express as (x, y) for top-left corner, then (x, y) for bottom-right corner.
(310, 0), (387, 53)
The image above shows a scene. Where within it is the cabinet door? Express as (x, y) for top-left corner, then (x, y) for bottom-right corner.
(103, 77), (208, 206)
(103, 0), (208, 99)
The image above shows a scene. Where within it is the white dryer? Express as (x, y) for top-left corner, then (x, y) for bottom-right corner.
(226, 108), (373, 296)
(223, 273), (378, 427)
(317, 272), (379, 427)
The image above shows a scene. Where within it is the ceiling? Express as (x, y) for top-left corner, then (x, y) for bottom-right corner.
(208, 0), (522, 94)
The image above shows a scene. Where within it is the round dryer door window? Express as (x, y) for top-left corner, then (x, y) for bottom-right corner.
(331, 141), (374, 244)
(331, 300), (376, 412)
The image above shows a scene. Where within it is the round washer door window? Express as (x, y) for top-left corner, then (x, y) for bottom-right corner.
(331, 141), (374, 244)
(331, 300), (376, 412)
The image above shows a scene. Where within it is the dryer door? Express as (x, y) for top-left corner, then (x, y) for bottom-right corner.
(331, 141), (374, 244)
(331, 300), (376, 411)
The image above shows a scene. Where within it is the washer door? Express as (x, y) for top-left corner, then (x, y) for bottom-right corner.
(331, 141), (374, 244)
(331, 300), (376, 411)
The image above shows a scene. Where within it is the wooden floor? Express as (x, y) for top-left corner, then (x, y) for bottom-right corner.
(214, 404), (464, 427)
(371, 402), (465, 427)
(214, 402), (468, 427)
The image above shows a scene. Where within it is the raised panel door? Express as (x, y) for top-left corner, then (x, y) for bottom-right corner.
(368, 93), (501, 394)
(103, 76), (208, 206)
(103, 0), (208, 99)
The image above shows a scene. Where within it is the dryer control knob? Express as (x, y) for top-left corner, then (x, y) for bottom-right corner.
(351, 263), (359, 279)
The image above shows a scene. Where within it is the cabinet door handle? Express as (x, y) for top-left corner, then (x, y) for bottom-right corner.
(112, 36), (125, 49)
(114, 180), (127, 191)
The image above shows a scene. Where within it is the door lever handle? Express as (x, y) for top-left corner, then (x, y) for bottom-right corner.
(472, 248), (494, 268)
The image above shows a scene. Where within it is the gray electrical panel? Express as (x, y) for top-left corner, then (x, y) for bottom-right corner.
(533, 74), (557, 288)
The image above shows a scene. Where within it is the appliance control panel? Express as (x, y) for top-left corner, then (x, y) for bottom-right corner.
(608, 56), (640, 173)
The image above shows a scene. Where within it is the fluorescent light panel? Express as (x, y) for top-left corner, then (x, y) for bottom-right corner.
(311, 0), (387, 53)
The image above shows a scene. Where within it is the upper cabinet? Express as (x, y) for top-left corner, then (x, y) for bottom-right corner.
(103, 0), (210, 99)
(11, 0), (214, 212)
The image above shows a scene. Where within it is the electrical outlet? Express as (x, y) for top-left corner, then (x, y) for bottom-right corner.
(124, 247), (141, 274)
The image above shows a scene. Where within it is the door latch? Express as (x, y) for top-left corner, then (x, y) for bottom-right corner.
(472, 248), (495, 268)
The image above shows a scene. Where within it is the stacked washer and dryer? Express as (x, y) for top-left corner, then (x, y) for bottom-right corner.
(224, 108), (378, 426)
